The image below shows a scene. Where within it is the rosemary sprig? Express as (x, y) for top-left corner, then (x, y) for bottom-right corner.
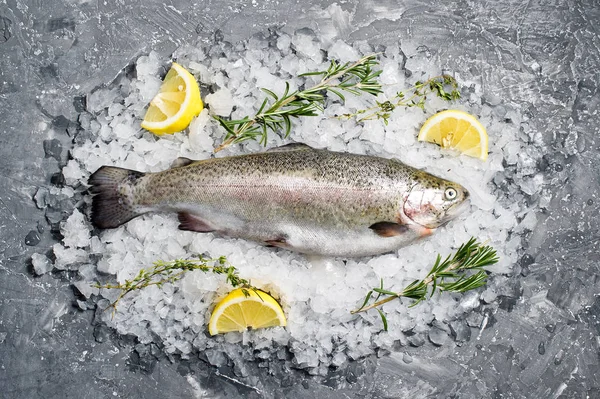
(94, 255), (251, 314)
(352, 238), (498, 330)
(339, 75), (460, 125)
(213, 54), (383, 152)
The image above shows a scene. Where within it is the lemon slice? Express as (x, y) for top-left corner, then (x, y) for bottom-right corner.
(141, 62), (203, 135)
(418, 109), (488, 161)
(208, 288), (287, 335)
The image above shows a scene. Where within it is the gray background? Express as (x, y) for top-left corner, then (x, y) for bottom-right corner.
(1, 0), (599, 398)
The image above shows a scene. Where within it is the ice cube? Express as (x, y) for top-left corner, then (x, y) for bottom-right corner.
(31, 253), (52, 275)
(205, 89), (233, 117)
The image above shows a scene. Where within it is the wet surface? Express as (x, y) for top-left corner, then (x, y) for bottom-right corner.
(1, 0), (599, 398)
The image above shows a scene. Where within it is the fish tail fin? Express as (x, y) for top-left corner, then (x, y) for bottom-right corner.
(88, 166), (146, 229)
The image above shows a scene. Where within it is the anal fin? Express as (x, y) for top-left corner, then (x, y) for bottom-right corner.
(265, 235), (289, 248)
(369, 222), (409, 237)
(177, 212), (215, 233)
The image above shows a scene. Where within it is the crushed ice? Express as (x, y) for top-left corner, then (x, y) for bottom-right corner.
(40, 29), (543, 375)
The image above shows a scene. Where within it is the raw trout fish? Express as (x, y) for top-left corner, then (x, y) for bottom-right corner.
(89, 144), (469, 257)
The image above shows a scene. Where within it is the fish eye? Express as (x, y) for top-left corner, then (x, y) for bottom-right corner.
(444, 187), (458, 201)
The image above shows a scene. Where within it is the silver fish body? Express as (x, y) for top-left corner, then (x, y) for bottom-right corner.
(89, 144), (469, 257)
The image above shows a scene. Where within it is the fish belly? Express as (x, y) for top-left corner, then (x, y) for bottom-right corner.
(256, 223), (422, 257)
(167, 200), (420, 257)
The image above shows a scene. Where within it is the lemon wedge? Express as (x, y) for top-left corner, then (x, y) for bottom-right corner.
(208, 288), (287, 335)
(418, 109), (488, 161)
(141, 62), (203, 135)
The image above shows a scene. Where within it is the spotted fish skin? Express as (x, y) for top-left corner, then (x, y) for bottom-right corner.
(89, 144), (469, 257)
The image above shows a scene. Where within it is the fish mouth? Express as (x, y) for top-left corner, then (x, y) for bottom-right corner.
(442, 196), (471, 224)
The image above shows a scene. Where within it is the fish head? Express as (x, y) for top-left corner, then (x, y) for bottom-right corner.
(403, 174), (470, 229)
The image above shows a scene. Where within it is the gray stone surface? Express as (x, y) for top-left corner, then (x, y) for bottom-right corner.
(1, 0), (599, 398)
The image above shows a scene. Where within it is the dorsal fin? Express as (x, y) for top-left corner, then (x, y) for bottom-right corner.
(170, 157), (195, 168)
(267, 143), (313, 153)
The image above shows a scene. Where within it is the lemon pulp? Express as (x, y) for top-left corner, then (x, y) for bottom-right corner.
(141, 62), (203, 135)
(418, 109), (488, 161)
(208, 288), (286, 335)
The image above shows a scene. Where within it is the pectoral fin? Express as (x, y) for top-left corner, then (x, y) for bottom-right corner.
(177, 213), (215, 233)
(369, 222), (409, 237)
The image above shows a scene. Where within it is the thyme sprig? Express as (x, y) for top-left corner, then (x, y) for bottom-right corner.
(214, 54), (383, 152)
(352, 238), (498, 330)
(339, 75), (460, 125)
(94, 255), (251, 314)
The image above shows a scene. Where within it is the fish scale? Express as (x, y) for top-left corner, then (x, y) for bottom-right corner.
(89, 144), (470, 257)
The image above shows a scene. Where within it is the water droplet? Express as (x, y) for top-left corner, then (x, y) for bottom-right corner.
(555, 163), (563, 172)
(587, 199), (594, 206)
(25, 230), (41, 246)
(554, 349), (564, 365)
(545, 324), (556, 333)
(538, 341), (545, 355)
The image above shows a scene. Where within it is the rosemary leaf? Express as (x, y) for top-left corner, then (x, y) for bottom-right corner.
(351, 238), (499, 328)
(214, 54), (382, 152)
(94, 255), (252, 316)
(340, 74), (461, 124)
(376, 308), (388, 332)
(357, 290), (375, 312)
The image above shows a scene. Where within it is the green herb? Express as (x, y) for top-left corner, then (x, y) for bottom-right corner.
(94, 255), (251, 315)
(339, 75), (460, 125)
(213, 54), (383, 152)
(352, 238), (498, 329)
